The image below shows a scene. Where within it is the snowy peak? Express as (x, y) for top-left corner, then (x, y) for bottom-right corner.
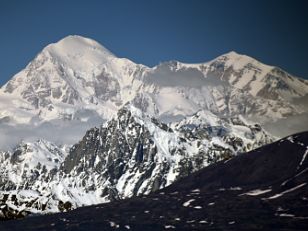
(24, 35), (117, 83)
(42, 35), (116, 69)
(208, 50), (274, 81)
(45, 35), (115, 58)
(47, 35), (115, 56)
(0, 35), (145, 123)
(0, 105), (273, 219)
(214, 50), (270, 70)
(0, 35), (307, 138)
(204, 50), (308, 100)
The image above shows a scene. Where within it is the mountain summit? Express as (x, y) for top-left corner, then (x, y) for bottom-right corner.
(0, 35), (307, 147)
(44, 35), (115, 61)
(0, 35), (307, 222)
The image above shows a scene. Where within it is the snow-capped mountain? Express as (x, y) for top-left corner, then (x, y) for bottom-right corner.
(0, 35), (145, 123)
(0, 35), (307, 147)
(1, 131), (307, 230)
(0, 105), (272, 219)
(0, 35), (306, 220)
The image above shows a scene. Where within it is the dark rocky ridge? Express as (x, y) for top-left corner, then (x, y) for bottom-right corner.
(0, 105), (272, 220)
(1, 132), (307, 230)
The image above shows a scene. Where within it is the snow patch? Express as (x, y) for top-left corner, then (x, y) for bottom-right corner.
(183, 199), (195, 207)
(266, 183), (307, 200)
(298, 147), (308, 168)
(240, 188), (272, 196)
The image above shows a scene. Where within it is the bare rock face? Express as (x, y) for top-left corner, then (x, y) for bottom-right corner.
(0, 105), (273, 219)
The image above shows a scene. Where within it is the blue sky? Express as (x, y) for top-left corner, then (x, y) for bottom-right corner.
(0, 0), (308, 85)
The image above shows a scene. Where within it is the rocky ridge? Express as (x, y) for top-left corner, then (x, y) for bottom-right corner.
(0, 105), (272, 219)
(1, 131), (307, 230)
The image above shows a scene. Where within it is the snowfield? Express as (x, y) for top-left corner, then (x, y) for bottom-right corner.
(0, 35), (307, 150)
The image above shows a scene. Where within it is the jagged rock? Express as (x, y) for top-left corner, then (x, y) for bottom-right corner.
(2, 132), (307, 230)
(0, 105), (273, 219)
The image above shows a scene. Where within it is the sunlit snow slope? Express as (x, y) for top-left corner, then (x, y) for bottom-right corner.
(0, 35), (307, 147)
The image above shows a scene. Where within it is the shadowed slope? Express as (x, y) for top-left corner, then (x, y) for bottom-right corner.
(1, 132), (307, 230)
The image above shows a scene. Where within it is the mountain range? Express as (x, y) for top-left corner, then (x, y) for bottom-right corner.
(0, 35), (308, 222)
(0, 104), (272, 219)
(0, 35), (307, 149)
(1, 131), (307, 230)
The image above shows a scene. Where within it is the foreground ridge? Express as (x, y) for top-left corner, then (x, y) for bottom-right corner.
(0, 105), (272, 219)
(0, 131), (307, 230)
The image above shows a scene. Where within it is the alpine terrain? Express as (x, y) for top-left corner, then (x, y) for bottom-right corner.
(0, 35), (307, 220)
(1, 132), (307, 230)
(0, 35), (307, 146)
(0, 104), (272, 219)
